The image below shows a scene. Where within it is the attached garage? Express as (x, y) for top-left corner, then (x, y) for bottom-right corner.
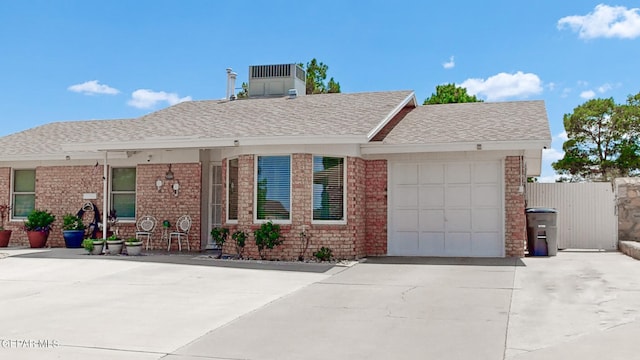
(388, 160), (504, 257)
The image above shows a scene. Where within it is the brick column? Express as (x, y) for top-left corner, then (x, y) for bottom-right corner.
(505, 156), (526, 257)
(365, 159), (387, 256)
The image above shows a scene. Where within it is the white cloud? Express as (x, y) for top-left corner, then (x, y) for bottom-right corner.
(580, 90), (596, 99)
(598, 83), (612, 93)
(577, 80), (589, 87)
(558, 4), (640, 39)
(543, 147), (564, 163)
(68, 80), (119, 95)
(556, 131), (568, 141)
(546, 82), (557, 91)
(442, 56), (455, 69)
(536, 174), (563, 183)
(561, 88), (571, 98)
(460, 71), (543, 101)
(127, 89), (192, 109)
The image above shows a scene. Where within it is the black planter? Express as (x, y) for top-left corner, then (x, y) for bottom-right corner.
(63, 230), (85, 248)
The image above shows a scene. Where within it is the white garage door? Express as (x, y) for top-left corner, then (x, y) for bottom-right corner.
(389, 161), (503, 257)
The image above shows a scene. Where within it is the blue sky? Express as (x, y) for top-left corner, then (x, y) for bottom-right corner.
(1, 1), (639, 181)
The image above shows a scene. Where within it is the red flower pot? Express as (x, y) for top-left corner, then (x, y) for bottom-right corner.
(27, 230), (49, 248)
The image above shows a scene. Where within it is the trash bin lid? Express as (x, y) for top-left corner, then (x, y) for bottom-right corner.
(526, 207), (558, 213)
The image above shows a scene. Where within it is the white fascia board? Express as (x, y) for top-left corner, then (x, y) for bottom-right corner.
(366, 92), (418, 140)
(0, 151), (129, 162)
(61, 135), (369, 152)
(361, 140), (550, 155)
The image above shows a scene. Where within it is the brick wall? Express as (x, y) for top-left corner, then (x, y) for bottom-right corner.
(136, 163), (201, 251)
(365, 160), (387, 255)
(220, 154), (368, 260)
(504, 156), (526, 257)
(0, 163), (200, 249)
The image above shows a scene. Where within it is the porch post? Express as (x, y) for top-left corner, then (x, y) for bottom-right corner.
(103, 151), (108, 240)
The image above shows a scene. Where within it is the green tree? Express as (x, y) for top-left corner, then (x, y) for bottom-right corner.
(236, 82), (248, 99)
(552, 94), (640, 182)
(423, 83), (483, 105)
(300, 58), (341, 95)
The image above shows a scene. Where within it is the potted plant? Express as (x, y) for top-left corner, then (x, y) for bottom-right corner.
(125, 237), (143, 256)
(82, 238), (104, 255)
(106, 233), (124, 255)
(24, 209), (56, 248)
(61, 213), (86, 248)
(0, 204), (12, 247)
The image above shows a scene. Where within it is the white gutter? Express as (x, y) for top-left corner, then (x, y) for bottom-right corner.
(361, 140), (550, 155)
(366, 92), (418, 141)
(0, 151), (129, 162)
(61, 135), (370, 152)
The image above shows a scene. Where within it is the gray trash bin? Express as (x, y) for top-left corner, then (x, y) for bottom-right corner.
(525, 208), (558, 256)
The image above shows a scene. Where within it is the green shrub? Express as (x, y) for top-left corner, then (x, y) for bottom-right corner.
(232, 230), (248, 259)
(313, 246), (333, 261)
(210, 227), (229, 248)
(62, 213), (85, 231)
(254, 221), (282, 260)
(24, 209), (56, 232)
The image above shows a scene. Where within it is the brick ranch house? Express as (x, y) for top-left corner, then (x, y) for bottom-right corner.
(0, 64), (550, 258)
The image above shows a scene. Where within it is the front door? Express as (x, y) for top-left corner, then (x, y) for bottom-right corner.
(207, 164), (223, 249)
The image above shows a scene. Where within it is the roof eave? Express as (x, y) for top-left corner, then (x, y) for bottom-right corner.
(360, 139), (551, 155)
(0, 151), (130, 162)
(61, 135), (370, 152)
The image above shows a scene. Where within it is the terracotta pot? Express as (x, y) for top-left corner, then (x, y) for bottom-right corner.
(0, 230), (11, 247)
(27, 230), (49, 248)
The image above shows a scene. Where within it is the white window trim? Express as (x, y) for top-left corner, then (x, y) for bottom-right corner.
(254, 154), (292, 224)
(311, 156), (347, 225)
(226, 158), (239, 224)
(10, 168), (35, 221)
(110, 167), (137, 222)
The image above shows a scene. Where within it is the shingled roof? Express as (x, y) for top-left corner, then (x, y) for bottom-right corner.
(380, 100), (550, 145)
(0, 92), (551, 161)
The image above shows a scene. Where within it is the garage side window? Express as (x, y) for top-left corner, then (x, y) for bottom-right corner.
(227, 158), (239, 221)
(111, 168), (136, 220)
(12, 169), (36, 219)
(313, 156), (345, 222)
(256, 155), (291, 221)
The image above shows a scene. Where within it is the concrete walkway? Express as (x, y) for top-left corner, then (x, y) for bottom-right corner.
(1, 248), (639, 359)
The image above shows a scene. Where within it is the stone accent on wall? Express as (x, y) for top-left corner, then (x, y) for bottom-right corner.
(616, 177), (640, 242)
(505, 156), (526, 257)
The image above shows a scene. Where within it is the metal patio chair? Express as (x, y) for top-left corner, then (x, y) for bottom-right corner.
(168, 215), (191, 251)
(135, 215), (157, 250)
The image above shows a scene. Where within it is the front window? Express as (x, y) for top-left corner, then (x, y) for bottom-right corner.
(12, 169), (36, 218)
(313, 156), (345, 221)
(111, 168), (136, 220)
(256, 155), (291, 221)
(227, 158), (239, 221)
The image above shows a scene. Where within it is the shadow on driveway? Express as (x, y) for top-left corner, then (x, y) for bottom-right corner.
(365, 255), (526, 267)
(4, 247), (334, 273)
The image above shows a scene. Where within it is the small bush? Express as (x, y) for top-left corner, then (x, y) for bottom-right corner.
(232, 230), (248, 259)
(254, 221), (282, 260)
(313, 246), (333, 262)
(210, 227), (229, 248)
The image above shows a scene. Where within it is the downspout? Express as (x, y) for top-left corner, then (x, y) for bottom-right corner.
(103, 151), (108, 240)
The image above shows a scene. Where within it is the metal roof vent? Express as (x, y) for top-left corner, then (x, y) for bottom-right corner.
(248, 64), (306, 98)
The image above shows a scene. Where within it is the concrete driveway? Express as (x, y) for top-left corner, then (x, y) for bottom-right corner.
(1, 249), (639, 359)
